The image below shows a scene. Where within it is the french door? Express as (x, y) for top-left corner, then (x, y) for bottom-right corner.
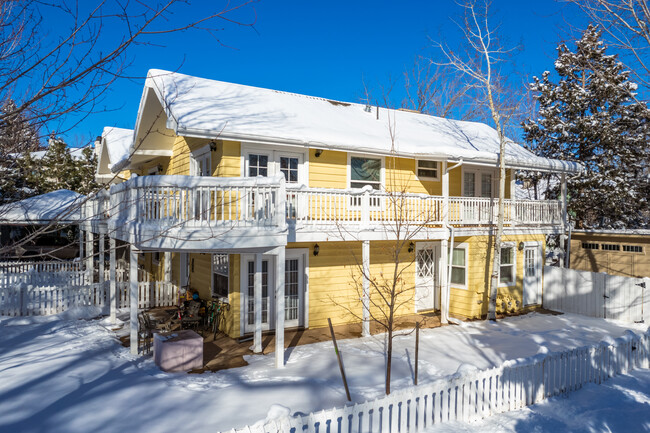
(242, 253), (305, 333)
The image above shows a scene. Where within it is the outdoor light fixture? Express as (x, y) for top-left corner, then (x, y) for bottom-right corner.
(314, 149), (323, 158)
(408, 242), (415, 253)
(313, 243), (320, 256)
(209, 140), (218, 152)
(518, 242), (525, 251)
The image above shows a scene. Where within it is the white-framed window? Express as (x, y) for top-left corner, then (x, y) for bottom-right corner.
(248, 153), (269, 177)
(349, 156), (382, 189)
(500, 245), (516, 286)
(212, 254), (229, 298)
(417, 160), (440, 181)
(450, 246), (468, 288)
(241, 144), (307, 185)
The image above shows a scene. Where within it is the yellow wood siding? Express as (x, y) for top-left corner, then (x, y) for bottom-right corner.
(385, 157), (442, 195)
(309, 149), (347, 189)
(449, 233), (546, 319)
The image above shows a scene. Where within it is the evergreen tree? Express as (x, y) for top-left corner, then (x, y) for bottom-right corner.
(523, 25), (650, 228)
(0, 99), (42, 203)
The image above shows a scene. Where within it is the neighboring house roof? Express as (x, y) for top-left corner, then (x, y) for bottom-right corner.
(0, 190), (84, 225)
(96, 127), (134, 181)
(114, 69), (582, 174)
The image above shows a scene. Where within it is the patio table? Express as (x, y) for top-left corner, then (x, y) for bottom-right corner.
(153, 330), (203, 372)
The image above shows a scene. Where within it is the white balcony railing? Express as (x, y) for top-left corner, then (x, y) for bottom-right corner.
(107, 174), (287, 231)
(90, 176), (562, 234)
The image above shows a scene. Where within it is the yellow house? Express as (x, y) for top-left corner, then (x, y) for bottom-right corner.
(92, 69), (581, 366)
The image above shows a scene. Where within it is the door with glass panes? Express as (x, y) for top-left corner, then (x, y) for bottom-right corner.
(242, 253), (304, 332)
(463, 169), (496, 222)
(415, 242), (440, 311)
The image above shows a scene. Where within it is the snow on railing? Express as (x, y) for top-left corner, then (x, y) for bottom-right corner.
(96, 175), (561, 230)
(222, 330), (650, 433)
(286, 185), (444, 228)
(109, 174), (287, 230)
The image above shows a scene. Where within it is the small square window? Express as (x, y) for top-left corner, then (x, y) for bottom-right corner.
(417, 160), (439, 180)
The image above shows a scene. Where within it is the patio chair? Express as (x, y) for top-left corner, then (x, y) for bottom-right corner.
(138, 312), (156, 354)
(180, 300), (202, 332)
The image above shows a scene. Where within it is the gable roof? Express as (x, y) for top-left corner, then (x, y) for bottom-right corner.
(124, 69), (581, 174)
(96, 127), (133, 180)
(0, 190), (84, 225)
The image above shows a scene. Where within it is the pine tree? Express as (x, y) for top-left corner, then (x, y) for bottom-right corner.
(523, 25), (650, 228)
(0, 99), (42, 202)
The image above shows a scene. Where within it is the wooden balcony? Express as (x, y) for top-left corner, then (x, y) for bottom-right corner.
(86, 175), (563, 249)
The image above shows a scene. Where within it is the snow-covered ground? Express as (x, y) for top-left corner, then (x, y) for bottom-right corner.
(426, 369), (650, 433)
(0, 309), (647, 433)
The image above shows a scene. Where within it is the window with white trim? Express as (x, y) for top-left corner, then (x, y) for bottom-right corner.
(500, 246), (515, 285)
(212, 254), (229, 298)
(450, 247), (467, 287)
(350, 156), (381, 189)
(280, 156), (299, 183)
(248, 154), (269, 177)
(417, 160), (439, 180)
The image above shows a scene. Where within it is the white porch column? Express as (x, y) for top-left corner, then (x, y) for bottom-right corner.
(274, 247), (285, 368)
(164, 252), (172, 283)
(98, 231), (105, 287)
(440, 239), (449, 324)
(442, 162), (449, 223)
(86, 231), (94, 285)
(79, 229), (84, 260)
(129, 245), (139, 355)
(362, 240), (370, 337)
(441, 162), (450, 325)
(560, 173), (568, 268)
(109, 237), (117, 324)
(253, 253), (263, 353)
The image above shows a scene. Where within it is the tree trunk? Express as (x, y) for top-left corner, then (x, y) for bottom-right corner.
(386, 326), (393, 395)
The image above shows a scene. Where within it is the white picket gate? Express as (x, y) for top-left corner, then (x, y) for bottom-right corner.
(223, 330), (650, 433)
(543, 266), (650, 323)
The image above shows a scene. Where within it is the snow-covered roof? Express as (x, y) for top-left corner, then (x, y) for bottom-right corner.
(96, 127), (133, 180)
(29, 147), (87, 160)
(132, 69), (582, 174)
(0, 190), (84, 225)
(572, 229), (650, 237)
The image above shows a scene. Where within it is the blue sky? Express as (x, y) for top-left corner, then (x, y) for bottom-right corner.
(52, 0), (586, 147)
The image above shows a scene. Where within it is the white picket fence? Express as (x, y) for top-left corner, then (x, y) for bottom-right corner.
(0, 260), (177, 316)
(543, 266), (650, 323)
(223, 330), (650, 433)
(0, 282), (109, 316)
(0, 260), (86, 288)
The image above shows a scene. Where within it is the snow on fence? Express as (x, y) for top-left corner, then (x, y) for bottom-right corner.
(543, 266), (650, 323)
(0, 282), (108, 316)
(223, 330), (650, 433)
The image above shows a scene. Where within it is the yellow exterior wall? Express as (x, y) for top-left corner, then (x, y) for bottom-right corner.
(449, 233), (546, 319)
(385, 157), (442, 195)
(309, 149), (347, 189)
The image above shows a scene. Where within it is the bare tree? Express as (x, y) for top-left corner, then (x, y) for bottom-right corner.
(329, 113), (439, 395)
(433, 0), (522, 321)
(0, 0), (258, 134)
(402, 55), (489, 121)
(567, 0), (650, 90)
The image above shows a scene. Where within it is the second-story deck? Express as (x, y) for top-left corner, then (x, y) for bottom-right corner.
(86, 175), (563, 250)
